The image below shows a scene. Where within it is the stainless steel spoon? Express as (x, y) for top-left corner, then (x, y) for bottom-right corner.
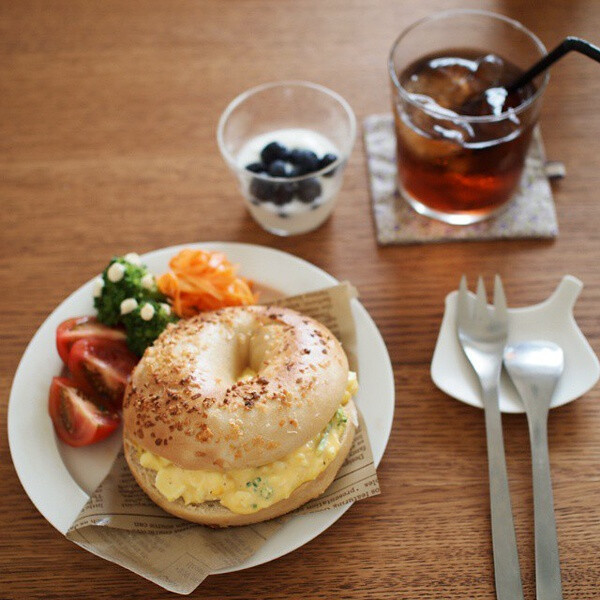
(504, 341), (565, 600)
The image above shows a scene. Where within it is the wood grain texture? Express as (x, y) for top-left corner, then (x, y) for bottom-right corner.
(2, 0), (600, 598)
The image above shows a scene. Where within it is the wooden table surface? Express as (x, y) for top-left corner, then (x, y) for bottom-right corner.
(2, 1), (600, 598)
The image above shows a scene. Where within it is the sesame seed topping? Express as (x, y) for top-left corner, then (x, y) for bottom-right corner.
(120, 297), (138, 315)
(107, 262), (125, 282)
(124, 252), (142, 266)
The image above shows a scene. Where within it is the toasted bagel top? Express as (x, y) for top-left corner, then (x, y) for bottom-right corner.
(122, 305), (349, 470)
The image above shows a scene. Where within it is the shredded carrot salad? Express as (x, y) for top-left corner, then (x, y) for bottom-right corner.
(157, 249), (258, 318)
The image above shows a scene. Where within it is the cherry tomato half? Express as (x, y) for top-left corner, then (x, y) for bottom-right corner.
(68, 338), (138, 408)
(56, 316), (126, 365)
(48, 377), (120, 447)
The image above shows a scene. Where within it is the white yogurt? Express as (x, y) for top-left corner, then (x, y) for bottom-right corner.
(235, 128), (344, 235)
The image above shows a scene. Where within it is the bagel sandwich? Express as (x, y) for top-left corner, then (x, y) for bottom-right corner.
(122, 305), (358, 527)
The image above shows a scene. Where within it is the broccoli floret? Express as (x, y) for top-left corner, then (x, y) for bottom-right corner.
(94, 256), (165, 326)
(122, 301), (178, 356)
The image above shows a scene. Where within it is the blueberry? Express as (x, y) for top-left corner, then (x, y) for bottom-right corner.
(249, 177), (276, 201)
(260, 142), (288, 165)
(272, 182), (297, 206)
(297, 178), (321, 203)
(289, 149), (320, 174)
(268, 160), (289, 177)
(287, 164), (304, 177)
(246, 162), (265, 174)
(319, 153), (337, 168)
(319, 153), (338, 177)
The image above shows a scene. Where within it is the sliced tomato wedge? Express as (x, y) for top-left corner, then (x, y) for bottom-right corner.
(68, 338), (138, 408)
(48, 377), (120, 447)
(56, 316), (126, 365)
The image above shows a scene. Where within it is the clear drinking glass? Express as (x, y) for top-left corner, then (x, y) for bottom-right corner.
(217, 81), (356, 236)
(389, 10), (549, 225)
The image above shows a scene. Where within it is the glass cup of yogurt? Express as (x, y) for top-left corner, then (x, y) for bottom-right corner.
(217, 81), (356, 236)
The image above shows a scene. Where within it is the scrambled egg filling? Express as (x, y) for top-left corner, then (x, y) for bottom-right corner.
(139, 371), (358, 515)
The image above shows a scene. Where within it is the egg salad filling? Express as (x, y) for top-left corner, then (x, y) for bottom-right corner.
(138, 371), (358, 515)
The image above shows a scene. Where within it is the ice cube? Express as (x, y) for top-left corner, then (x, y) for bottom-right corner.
(404, 98), (475, 144)
(396, 110), (464, 160)
(484, 87), (509, 117)
(461, 86), (510, 117)
(471, 115), (523, 146)
(474, 54), (505, 87)
(404, 64), (475, 110)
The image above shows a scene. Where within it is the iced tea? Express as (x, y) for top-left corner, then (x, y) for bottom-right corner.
(394, 48), (537, 222)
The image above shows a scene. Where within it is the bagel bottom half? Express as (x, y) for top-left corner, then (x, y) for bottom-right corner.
(123, 399), (357, 527)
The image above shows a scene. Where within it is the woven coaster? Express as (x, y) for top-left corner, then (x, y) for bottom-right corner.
(363, 114), (559, 245)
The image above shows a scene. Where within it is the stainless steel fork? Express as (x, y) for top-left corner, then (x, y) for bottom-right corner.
(456, 275), (524, 600)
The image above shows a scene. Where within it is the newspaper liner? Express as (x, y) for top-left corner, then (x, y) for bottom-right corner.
(66, 283), (380, 594)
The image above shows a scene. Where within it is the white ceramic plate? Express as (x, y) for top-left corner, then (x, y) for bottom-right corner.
(8, 242), (395, 574)
(431, 275), (600, 413)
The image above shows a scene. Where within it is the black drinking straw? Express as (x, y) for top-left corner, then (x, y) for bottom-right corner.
(506, 36), (600, 94)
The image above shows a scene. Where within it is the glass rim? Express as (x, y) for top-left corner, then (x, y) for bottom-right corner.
(388, 9), (549, 124)
(216, 80), (357, 181)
